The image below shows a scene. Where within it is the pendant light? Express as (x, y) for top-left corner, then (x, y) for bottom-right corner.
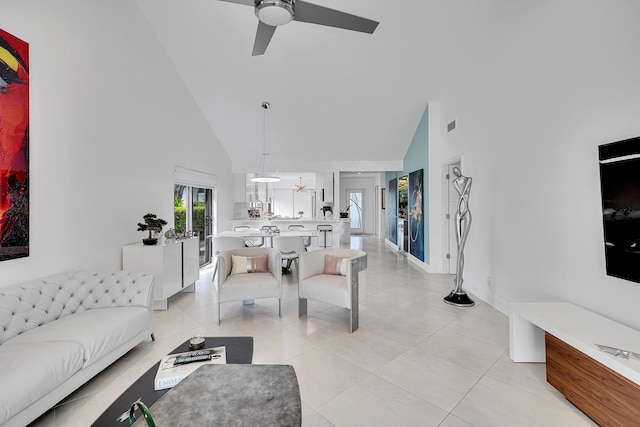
(251, 102), (280, 183)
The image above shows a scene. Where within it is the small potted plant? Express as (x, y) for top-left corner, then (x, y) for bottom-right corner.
(137, 213), (168, 245)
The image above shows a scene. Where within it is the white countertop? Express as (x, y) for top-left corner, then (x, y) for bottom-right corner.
(232, 218), (348, 223)
(125, 236), (198, 247)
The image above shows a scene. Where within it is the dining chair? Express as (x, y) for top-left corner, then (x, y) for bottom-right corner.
(272, 236), (307, 276)
(211, 236), (245, 280)
(288, 224), (311, 248)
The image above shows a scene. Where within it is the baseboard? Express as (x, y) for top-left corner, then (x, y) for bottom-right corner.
(384, 239), (398, 251)
(407, 255), (430, 272)
(469, 285), (509, 315)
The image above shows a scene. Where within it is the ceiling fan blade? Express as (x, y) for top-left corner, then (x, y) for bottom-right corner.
(293, 1), (379, 34)
(218, 0), (255, 6)
(252, 21), (278, 56)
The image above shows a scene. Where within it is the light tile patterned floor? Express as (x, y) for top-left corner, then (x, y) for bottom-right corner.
(30, 236), (597, 426)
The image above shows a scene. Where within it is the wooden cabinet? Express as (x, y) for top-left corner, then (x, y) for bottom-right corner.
(123, 237), (200, 310)
(546, 332), (640, 426)
(510, 302), (640, 427)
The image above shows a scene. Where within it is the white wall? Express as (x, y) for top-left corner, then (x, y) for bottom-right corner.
(426, 103), (445, 274)
(428, 0), (640, 327)
(0, 0), (234, 286)
(4, 0), (640, 335)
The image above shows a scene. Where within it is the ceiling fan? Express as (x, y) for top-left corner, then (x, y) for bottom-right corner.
(219, 0), (379, 56)
(295, 177), (307, 192)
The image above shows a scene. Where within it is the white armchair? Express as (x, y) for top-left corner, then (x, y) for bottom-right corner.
(211, 236), (245, 278)
(298, 248), (367, 333)
(215, 247), (282, 324)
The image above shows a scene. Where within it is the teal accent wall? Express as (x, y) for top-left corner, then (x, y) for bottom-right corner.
(385, 106), (430, 264)
(405, 108), (429, 175)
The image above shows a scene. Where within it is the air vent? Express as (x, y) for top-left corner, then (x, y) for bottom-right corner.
(447, 120), (456, 132)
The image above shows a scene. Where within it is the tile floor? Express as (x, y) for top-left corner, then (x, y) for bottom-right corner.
(31, 235), (597, 426)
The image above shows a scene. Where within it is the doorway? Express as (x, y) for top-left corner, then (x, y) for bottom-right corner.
(397, 175), (409, 251)
(444, 160), (461, 274)
(174, 184), (215, 267)
(347, 189), (364, 234)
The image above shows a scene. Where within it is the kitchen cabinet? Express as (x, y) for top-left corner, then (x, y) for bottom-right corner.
(317, 172), (334, 203)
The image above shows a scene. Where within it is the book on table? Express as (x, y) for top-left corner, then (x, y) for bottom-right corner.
(154, 346), (227, 390)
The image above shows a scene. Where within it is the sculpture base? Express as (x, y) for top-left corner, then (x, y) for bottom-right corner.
(443, 291), (475, 307)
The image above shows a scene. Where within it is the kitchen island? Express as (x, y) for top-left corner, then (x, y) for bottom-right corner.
(230, 218), (350, 247)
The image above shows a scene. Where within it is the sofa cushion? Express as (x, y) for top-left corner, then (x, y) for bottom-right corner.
(0, 341), (84, 425)
(6, 306), (149, 368)
(219, 272), (279, 302)
(299, 274), (350, 308)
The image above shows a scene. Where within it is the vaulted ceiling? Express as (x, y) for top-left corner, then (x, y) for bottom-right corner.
(136, 0), (512, 173)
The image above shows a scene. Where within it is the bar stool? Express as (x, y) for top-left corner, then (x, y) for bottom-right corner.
(317, 224), (333, 248)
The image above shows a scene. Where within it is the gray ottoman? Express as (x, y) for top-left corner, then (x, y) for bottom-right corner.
(133, 364), (301, 426)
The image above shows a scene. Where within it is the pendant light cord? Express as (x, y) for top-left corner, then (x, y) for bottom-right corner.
(251, 101), (279, 182)
(262, 102), (270, 174)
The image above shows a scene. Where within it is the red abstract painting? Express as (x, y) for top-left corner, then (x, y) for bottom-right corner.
(0, 28), (29, 261)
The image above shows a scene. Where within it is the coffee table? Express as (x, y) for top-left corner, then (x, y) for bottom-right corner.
(92, 336), (253, 426)
(132, 364), (301, 426)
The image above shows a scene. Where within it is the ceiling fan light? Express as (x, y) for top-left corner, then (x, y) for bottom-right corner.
(255, 0), (294, 26)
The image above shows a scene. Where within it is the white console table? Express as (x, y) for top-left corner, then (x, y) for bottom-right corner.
(123, 238), (199, 310)
(509, 302), (640, 425)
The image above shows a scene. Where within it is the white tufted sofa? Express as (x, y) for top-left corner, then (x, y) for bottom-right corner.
(0, 270), (155, 427)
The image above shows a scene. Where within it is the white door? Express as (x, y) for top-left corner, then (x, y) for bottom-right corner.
(347, 189), (365, 234)
(446, 161), (461, 274)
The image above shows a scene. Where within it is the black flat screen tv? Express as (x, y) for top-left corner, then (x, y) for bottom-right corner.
(598, 136), (640, 284)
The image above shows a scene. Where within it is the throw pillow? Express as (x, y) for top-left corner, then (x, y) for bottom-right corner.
(324, 255), (348, 276)
(231, 254), (269, 274)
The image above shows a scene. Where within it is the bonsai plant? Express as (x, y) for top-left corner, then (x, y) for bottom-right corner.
(137, 213), (168, 245)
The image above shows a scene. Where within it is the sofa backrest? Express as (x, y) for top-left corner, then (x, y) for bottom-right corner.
(219, 247), (280, 278)
(0, 270), (154, 345)
(299, 248), (367, 278)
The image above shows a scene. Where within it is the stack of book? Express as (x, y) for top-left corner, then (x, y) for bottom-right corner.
(154, 346), (226, 390)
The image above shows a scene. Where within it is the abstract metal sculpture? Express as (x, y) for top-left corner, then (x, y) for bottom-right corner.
(444, 167), (475, 306)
